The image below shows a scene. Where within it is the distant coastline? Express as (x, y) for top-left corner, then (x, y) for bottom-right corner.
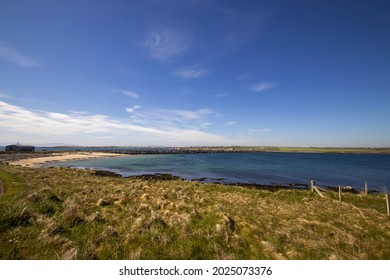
(1, 146), (390, 154)
(1, 146), (390, 169)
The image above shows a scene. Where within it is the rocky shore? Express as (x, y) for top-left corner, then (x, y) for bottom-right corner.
(0, 151), (371, 193)
(90, 169), (367, 193)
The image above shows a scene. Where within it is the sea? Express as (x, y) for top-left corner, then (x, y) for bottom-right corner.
(42, 152), (390, 192)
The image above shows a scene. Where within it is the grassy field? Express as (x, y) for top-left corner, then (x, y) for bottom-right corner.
(0, 164), (389, 260)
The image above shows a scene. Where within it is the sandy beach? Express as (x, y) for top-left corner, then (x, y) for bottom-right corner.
(8, 152), (123, 168)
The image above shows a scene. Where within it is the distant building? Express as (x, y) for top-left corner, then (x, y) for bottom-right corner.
(5, 144), (35, 152)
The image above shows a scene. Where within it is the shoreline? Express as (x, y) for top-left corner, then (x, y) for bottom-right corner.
(0, 154), (367, 193)
(92, 170), (368, 194)
(2, 146), (390, 155)
(0, 152), (381, 193)
(7, 152), (124, 168)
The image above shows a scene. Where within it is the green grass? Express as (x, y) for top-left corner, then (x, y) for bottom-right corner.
(0, 169), (26, 197)
(0, 164), (389, 260)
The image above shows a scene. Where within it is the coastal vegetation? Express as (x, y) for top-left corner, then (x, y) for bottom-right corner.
(1, 164), (389, 260)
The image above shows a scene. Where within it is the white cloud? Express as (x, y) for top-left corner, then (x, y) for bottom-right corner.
(69, 110), (90, 115)
(125, 105), (141, 113)
(250, 81), (276, 92)
(174, 69), (209, 79)
(142, 28), (189, 62)
(123, 90), (139, 99)
(0, 101), (148, 136)
(0, 101), (252, 146)
(127, 107), (216, 131)
(47, 112), (70, 119)
(173, 108), (213, 120)
(0, 41), (40, 67)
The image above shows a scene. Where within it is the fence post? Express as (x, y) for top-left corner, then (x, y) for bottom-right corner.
(365, 182), (368, 195)
(339, 186), (342, 203)
(386, 194), (390, 217)
(311, 180), (315, 192)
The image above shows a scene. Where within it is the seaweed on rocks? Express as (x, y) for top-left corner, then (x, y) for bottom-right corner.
(128, 173), (183, 181)
(93, 170), (122, 178)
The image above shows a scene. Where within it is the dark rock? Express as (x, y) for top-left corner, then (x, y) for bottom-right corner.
(212, 178), (226, 181)
(93, 170), (122, 178)
(227, 217), (236, 231)
(192, 177), (207, 182)
(128, 173), (182, 181)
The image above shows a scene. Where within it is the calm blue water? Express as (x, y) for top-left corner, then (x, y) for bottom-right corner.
(43, 152), (390, 191)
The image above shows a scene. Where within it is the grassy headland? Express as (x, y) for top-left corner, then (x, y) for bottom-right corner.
(0, 163), (389, 260)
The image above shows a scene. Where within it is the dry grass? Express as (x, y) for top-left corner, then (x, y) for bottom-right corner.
(0, 164), (389, 260)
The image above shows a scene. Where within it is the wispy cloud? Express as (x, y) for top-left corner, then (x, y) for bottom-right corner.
(0, 92), (11, 99)
(174, 68), (209, 79)
(172, 108), (213, 120)
(128, 107), (216, 131)
(213, 93), (228, 98)
(237, 73), (254, 80)
(125, 105), (141, 113)
(0, 41), (40, 67)
(142, 28), (190, 62)
(123, 90), (139, 99)
(225, 121), (237, 126)
(0, 101), (156, 136)
(248, 128), (271, 133)
(69, 110), (90, 115)
(0, 101), (250, 146)
(250, 81), (276, 92)
(138, 108), (212, 125)
(212, 8), (267, 55)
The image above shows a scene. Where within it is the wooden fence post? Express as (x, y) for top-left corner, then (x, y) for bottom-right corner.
(365, 182), (368, 195)
(386, 194), (390, 217)
(311, 180), (315, 192)
(312, 185), (325, 198)
(339, 186), (342, 203)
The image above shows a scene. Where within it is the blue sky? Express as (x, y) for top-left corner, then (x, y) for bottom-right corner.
(0, 0), (389, 147)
